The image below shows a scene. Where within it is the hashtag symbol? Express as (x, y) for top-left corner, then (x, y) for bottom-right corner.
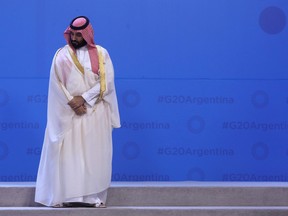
(222, 122), (228, 129)
(158, 96), (163, 103)
(26, 148), (33, 155)
(27, 95), (33, 103)
(158, 148), (164, 155)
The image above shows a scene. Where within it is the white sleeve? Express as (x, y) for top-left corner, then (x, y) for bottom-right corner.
(82, 82), (101, 106)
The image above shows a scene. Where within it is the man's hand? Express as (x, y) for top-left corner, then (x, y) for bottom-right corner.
(68, 96), (87, 115)
(68, 96), (85, 109)
(73, 105), (87, 116)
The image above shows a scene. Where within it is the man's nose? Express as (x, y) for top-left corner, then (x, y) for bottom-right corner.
(71, 35), (76, 40)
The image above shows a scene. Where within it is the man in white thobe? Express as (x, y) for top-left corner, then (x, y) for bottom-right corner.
(35, 16), (121, 208)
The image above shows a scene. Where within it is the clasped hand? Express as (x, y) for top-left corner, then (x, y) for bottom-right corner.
(68, 96), (87, 116)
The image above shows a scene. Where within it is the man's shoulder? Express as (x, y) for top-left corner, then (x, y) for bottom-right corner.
(51, 45), (69, 63)
(96, 45), (108, 53)
(55, 45), (68, 55)
(96, 45), (110, 60)
(56, 45), (69, 53)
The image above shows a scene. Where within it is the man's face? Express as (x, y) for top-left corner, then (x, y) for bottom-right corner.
(70, 31), (87, 49)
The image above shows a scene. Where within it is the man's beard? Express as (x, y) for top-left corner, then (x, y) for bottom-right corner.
(71, 39), (87, 49)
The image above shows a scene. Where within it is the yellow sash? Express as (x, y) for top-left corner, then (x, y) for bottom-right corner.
(68, 47), (84, 74)
(97, 46), (106, 100)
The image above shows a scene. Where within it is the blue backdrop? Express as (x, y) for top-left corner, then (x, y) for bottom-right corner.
(1, 0), (288, 182)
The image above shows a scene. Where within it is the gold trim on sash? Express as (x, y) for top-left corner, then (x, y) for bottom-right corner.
(97, 46), (106, 101)
(68, 47), (85, 74)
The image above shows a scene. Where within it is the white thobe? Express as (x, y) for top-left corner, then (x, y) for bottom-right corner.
(35, 45), (120, 207)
